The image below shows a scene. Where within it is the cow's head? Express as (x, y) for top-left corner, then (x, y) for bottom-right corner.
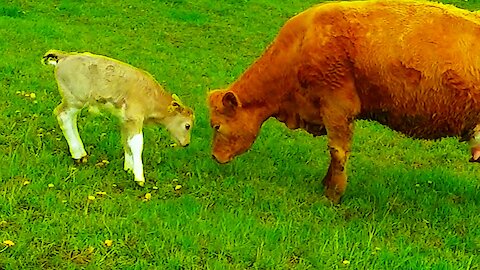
(208, 90), (260, 163)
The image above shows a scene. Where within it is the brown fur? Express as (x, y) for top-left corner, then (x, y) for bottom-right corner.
(208, 0), (480, 203)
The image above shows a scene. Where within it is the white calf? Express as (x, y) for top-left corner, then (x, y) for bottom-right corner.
(43, 50), (194, 186)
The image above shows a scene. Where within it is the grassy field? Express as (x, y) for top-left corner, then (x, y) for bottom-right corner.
(2, 0), (480, 269)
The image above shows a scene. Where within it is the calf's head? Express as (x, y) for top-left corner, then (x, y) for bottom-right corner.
(164, 97), (194, 147)
(208, 90), (260, 163)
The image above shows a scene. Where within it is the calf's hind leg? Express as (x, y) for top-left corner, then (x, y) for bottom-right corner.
(55, 103), (87, 162)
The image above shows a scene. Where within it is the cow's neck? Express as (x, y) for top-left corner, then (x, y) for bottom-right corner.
(229, 47), (294, 123)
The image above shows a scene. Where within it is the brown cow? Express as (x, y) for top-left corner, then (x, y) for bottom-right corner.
(208, 0), (480, 203)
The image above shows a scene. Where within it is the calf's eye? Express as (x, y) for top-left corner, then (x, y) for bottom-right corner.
(185, 124), (191, 130)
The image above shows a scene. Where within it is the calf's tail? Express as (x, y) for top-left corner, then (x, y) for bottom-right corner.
(42, 50), (70, 66)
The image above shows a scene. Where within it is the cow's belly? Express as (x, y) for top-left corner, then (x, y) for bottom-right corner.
(359, 109), (472, 139)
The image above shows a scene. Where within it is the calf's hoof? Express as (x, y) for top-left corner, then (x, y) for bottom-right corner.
(135, 180), (145, 187)
(74, 156), (88, 165)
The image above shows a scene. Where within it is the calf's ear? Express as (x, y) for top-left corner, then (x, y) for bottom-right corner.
(222, 91), (239, 111)
(168, 100), (182, 113)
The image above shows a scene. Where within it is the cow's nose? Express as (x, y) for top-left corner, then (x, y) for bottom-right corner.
(184, 143), (190, 147)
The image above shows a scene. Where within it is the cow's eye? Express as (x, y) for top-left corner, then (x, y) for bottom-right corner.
(185, 124), (191, 130)
(214, 125), (220, 131)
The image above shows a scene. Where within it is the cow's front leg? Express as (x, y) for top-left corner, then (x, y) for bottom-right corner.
(322, 116), (354, 204)
(121, 120), (145, 187)
(320, 78), (360, 203)
(55, 103), (87, 162)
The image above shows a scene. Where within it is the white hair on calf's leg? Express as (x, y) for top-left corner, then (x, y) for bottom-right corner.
(127, 133), (145, 186)
(121, 119), (144, 184)
(124, 150), (134, 172)
(56, 107), (87, 160)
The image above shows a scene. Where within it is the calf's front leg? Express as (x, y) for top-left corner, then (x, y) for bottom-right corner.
(124, 149), (134, 172)
(55, 104), (87, 162)
(122, 120), (145, 186)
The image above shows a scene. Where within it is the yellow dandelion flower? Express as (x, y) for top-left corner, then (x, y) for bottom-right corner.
(144, 193), (152, 201)
(29, 93), (36, 99)
(23, 180), (30, 186)
(342, 260), (350, 265)
(48, 183), (54, 188)
(3, 240), (15, 247)
(95, 159), (109, 167)
(174, 184), (182, 191)
(87, 195), (96, 201)
(104, 239), (113, 247)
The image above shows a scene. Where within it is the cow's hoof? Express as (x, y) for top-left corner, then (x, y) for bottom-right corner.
(74, 156), (88, 165)
(135, 180), (145, 187)
(324, 189), (343, 204)
(469, 157), (480, 163)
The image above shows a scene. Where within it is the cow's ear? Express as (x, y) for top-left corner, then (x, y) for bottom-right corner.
(222, 91), (238, 110)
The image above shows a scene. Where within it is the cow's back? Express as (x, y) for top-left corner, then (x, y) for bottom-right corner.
(295, 1), (480, 138)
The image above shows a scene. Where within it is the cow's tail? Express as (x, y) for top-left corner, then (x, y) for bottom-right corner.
(42, 50), (70, 66)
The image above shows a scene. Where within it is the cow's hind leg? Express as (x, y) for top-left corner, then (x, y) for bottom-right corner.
(55, 103), (87, 162)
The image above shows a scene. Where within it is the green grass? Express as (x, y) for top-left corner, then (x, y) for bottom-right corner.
(1, 0), (480, 269)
